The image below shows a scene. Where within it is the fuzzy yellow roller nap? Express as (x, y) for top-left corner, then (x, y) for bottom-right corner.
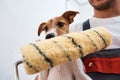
(21, 27), (112, 74)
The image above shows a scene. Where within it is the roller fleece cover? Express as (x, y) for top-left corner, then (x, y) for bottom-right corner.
(21, 27), (112, 74)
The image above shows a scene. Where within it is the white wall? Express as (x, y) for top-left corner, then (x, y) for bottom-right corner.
(0, 0), (93, 80)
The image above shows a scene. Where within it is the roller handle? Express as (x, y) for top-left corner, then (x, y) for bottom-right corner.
(14, 60), (23, 80)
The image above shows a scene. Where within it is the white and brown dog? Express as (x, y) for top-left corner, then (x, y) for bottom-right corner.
(35, 10), (92, 80)
(37, 10), (79, 39)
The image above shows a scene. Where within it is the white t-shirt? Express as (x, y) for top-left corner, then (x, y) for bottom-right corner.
(69, 16), (120, 49)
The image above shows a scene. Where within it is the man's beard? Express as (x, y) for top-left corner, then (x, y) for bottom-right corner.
(89, 0), (115, 10)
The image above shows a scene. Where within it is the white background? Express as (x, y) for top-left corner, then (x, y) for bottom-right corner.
(0, 0), (93, 80)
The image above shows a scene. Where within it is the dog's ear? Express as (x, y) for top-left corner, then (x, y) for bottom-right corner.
(62, 11), (79, 24)
(38, 22), (46, 36)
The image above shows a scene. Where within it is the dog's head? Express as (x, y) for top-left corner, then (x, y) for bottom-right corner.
(38, 11), (79, 39)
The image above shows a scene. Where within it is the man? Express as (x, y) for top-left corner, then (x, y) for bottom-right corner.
(35, 0), (120, 80)
(70, 0), (120, 80)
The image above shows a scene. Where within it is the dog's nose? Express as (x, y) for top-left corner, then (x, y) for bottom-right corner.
(46, 33), (55, 39)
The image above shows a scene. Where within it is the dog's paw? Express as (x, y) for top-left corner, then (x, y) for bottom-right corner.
(35, 39), (41, 42)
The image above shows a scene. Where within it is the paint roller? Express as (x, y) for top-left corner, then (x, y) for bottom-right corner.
(21, 27), (112, 74)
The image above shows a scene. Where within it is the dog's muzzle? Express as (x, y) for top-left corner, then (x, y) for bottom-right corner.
(46, 33), (55, 39)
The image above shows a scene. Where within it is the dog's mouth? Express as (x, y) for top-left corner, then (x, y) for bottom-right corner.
(46, 33), (55, 39)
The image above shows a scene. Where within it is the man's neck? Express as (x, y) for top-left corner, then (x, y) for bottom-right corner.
(93, 7), (120, 18)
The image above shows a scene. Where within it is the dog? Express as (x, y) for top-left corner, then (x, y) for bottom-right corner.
(35, 10), (79, 80)
(37, 10), (79, 39)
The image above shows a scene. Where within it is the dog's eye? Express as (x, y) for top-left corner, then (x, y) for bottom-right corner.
(57, 22), (64, 28)
(44, 26), (48, 31)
